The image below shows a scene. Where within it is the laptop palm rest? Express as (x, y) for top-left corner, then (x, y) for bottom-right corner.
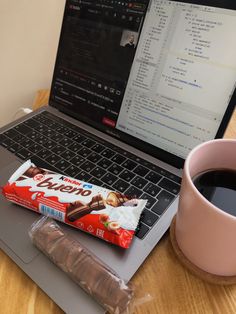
(0, 160), (40, 263)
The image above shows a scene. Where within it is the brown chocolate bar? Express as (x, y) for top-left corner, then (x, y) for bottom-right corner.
(29, 217), (134, 313)
(24, 166), (47, 178)
(67, 194), (106, 222)
(106, 191), (130, 207)
(16, 166), (48, 182)
(87, 194), (106, 211)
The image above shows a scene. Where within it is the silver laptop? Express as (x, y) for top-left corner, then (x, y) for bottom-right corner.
(1, 0), (236, 313)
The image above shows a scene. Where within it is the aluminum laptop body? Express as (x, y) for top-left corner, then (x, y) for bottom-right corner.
(0, 0), (236, 313)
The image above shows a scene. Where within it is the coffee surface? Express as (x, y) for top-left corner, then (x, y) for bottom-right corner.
(193, 169), (236, 216)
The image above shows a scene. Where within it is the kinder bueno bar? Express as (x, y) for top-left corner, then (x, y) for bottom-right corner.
(2, 160), (146, 248)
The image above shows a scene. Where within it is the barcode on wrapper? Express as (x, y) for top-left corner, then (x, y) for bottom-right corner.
(39, 204), (65, 221)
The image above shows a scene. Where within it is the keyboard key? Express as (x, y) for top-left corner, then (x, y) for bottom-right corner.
(87, 152), (102, 163)
(23, 118), (40, 128)
(101, 148), (116, 159)
(64, 165), (80, 178)
(28, 143), (44, 154)
(51, 144), (65, 155)
(119, 169), (135, 182)
(122, 159), (137, 170)
(76, 171), (92, 181)
(68, 142), (82, 153)
(60, 150), (76, 161)
(111, 154), (126, 164)
(30, 156), (67, 173)
(125, 186), (143, 198)
(102, 184), (112, 190)
(101, 172), (117, 185)
(16, 149), (32, 160)
(10, 133), (26, 143)
(90, 166), (106, 179)
(43, 140), (55, 150)
(91, 143), (105, 153)
(145, 171), (162, 184)
(131, 176), (148, 189)
(143, 182), (161, 197)
(37, 148), (52, 159)
(135, 223), (150, 239)
(19, 138), (35, 149)
(141, 193), (156, 209)
(15, 123), (32, 134)
(89, 177), (103, 186)
(112, 179), (129, 193)
(34, 112), (47, 120)
(80, 160), (96, 172)
(54, 159), (71, 171)
(133, 165), (149, 177)
(70, 155), (85, 166)
(34, 134), (48, 145)
(45, 154), (61, 165)
(0, 137), (15, 148)
(73, 134), (86, 143)
(59, 137), (74, 147)
(97, 158), (112, 169)
(50, 132), (63, 142)
(64, 129), (77, 138)
(108, 164), (123, 175)
(152, 190), (175, 215)
(55, 126), (70, 134)
(0, 133), (6, 142)
(27, 130), (40, 141)
(43, 118), (59, 129)
(36, 124), (47, 133)
(82, 138), (96, 148)
(0, 134), (7, 143)
(3, 128), (19, 139)
(141, 210), (159, 227)
(8, 143), (22, 153)
(159, 178), (180, 195)
(42, 128), (54, 138)
(77, 147), (92, 158)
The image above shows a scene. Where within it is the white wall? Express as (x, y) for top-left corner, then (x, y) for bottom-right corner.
(0, 0), (65, 127)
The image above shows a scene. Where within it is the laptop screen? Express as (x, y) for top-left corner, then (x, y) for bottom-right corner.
(50, 0), (236, 168)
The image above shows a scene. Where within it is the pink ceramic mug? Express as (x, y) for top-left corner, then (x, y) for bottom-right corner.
(175, 139), (236, 276)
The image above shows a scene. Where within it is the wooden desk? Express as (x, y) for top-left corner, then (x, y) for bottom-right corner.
(0, 92), (236, 313)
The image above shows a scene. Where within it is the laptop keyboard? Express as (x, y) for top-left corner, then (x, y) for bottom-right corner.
(0, 111), (181, 239)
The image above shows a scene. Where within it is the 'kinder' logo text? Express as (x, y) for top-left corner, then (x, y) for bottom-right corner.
(37, 177), (92, 197)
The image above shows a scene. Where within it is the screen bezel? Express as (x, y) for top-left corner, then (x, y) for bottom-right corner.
(49, 0), (236, 170)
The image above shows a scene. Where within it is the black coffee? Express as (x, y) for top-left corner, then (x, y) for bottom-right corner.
(193, 169), (236, 216)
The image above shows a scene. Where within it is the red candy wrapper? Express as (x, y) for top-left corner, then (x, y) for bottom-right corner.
(2, 160), (146, 248)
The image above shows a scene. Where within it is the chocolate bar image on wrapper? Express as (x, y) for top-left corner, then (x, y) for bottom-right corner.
(67, 194), (106, 222)
(106, 192), (130, 207)
(29, 216), (134, 314)
(17, 166), (49, 181)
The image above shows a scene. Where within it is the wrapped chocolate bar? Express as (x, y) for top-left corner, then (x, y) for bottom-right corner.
(29, 216), (134, 314)
(2, 160), (146, 248)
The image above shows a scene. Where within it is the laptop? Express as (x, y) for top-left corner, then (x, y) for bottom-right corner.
(1, 0), (236, 313)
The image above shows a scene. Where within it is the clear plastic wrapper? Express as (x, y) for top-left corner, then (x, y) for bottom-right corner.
(29, 216), (134, 314)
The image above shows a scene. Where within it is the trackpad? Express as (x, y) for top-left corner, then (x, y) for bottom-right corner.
(0, 160), (40, 263)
